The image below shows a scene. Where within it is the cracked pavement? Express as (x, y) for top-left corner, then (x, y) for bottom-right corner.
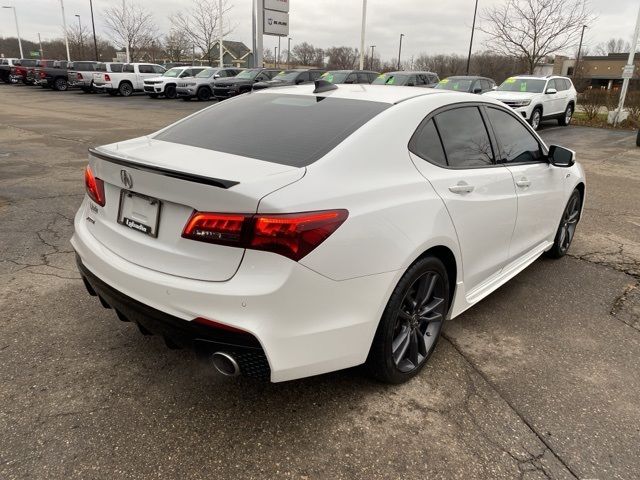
(1, 86), (639, 480)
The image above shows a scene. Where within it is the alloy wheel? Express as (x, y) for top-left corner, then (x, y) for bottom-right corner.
(565, 106), (573, 125)
(531, 110), (541, 130)
(392, 271), (446, 373)
(558, 193), (580, 254)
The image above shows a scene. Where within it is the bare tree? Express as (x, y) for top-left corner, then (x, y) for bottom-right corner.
(103, 0), (158, 62)
(326, 46), (359, 70)
(480, 0), (592, 74)
(594, 38), (632, 56)
(65, 23), (91, 60)
(170, 0), (232, 65)
(292, 42), (319, 66)
(164, 30), (192, 62)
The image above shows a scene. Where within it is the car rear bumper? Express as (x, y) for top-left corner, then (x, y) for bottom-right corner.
(71, 198), (396, 382)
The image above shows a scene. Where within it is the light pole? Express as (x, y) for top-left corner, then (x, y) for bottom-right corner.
(59, 0), (71, 61)
(75, 14), (84, 59)
(2, 6), (23, 59)
(466, 0), (479, 75)
(397, 34), (405, 70)
(574, 25), (587, 79)
(38, 32), (44, 59)
(614, 4), (640, 126)
(359, 0), (367, 70)
(219, 0), (224, 67)
(89, 0), (99, 60)
(370, 45), (376, 70)
(277, 36), (281, 68)
(287, 37), (292, 69)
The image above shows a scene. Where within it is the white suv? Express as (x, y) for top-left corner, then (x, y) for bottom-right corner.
(143, 66), (206, 99)
(484, 75), (577, 130)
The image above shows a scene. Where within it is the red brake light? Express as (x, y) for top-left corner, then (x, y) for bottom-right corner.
(39, 71), (46, 78)
(104, 74), (111, 81)
(182, 210), (348, 261)
(77, 72), (83, 79)
(84, 165), (106, 207)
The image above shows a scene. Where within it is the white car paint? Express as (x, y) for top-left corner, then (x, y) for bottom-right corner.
(72, 84), (586, 382)
(93, 63), (166, 95)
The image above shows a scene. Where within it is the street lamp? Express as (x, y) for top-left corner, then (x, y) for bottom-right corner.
(574, 25), (588, 79)
(75, 14), (84, 59)
(287, 37), (292, 69)
(370, 45), (376, 70)
(359, 0), (368, 70)
(397, 34), (405, 70)
(2, 6), (24, 59)
(59, 0), (71, 61)
(466, 0), (479, 75)
(89, 0), (99, 61)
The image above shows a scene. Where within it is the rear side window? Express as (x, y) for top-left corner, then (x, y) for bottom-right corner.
(434, 107), (494, 168)
(123, 64), (134, 73)
(310, 71), (324, 81)
(155, 94), (390, 167)
(410, 120), (447, 167)
(138, 64), (153, 74)
(111, 64), (124, 73)
(486, 108), (542, 163)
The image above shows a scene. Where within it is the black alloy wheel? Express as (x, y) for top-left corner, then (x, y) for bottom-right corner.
(165, 85), (177, 99)
(367, 256), (449, 384)
(546, 189), (582, 258)
(54, 78), (68, 91)
(119, 82), (133, 97)
(197, 87), (211, 101)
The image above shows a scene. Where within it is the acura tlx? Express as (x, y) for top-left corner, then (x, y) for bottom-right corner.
(72, 81), (585, 384)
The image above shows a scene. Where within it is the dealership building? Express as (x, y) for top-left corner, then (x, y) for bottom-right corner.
(553, 53), (640, 90)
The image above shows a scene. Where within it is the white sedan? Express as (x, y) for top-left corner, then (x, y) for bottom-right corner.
(72, 82), (585, 384)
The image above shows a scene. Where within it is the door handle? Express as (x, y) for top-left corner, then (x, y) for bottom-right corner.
(448, 182), (475, 195)
(515, 177), (531, 188)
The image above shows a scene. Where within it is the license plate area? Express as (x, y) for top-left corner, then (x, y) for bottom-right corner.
(117, 190), (161, 238)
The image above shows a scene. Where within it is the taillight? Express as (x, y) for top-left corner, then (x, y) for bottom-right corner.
(39, 71), (46, 78)
(77, 72), (83, 79)
(104, 74), (111, 81)
(182, 210), (348, 261)
(84, 165), (106, 206)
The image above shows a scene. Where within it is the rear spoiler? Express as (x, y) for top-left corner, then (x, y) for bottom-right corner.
(88, 148), (239, 189)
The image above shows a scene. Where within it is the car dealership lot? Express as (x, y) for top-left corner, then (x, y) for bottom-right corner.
(1, 85), (639, 479)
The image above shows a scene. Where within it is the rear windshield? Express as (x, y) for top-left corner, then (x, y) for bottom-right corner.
(372, 73), (408, 86)
(196, 69), (217, 78)
(321, 71), (349, 83)
(155, 93), (390, 167)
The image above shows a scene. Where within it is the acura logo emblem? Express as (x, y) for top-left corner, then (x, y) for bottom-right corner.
(120, 169), (134, 189)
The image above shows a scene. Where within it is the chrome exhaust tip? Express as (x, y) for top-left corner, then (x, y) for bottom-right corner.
(211, 352), (241, 377)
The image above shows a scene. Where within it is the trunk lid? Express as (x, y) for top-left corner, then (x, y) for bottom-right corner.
(86, 138), (304, 281)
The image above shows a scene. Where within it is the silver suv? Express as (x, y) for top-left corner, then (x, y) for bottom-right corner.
(176, 67), (242, 101)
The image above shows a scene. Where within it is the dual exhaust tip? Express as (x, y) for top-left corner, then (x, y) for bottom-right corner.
(211, 352), (241, 377)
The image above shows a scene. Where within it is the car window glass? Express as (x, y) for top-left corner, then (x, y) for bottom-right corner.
(435, 107), (494, 167)
(561, 79), (570, 91)
(298, 72), (311, 82)
(345, 73), (357, 84)
(410, 119), (447, 167)
(138, 65), (153, 74)
(487, 108), (542, 164)
(110, 64), (123, 73)
(123, 64), (134, 73)
(310, 71), (323, 80)
(407, 75), (417, 85)
(416, 75), (427, 86)
(357, 72), (370, 83)
(368, 73), (378, 83)
(546, 79), (557, 91)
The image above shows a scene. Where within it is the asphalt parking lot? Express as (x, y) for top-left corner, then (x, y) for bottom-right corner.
(1, 85), (639, 480)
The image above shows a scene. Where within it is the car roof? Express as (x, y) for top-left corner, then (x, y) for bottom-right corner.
(384, 71), (437, 75)
(446, 75), (488, 80)
(254, 83), (448, 104)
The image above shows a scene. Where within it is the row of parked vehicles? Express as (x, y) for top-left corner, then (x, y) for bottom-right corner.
(0, 57), (578, 130)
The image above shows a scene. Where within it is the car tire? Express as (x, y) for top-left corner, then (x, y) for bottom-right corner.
(546, 189), (582, 259)
(366, 256), (449, 384)
(197, 87), (211, 101)
(165, 85), (177, 99)
(118, 82), (133, 97)
(558, 104), (573, 126)
(529, 108), (542, 131)
(636, 129), (640, 147)
(54, 78), (68, 91)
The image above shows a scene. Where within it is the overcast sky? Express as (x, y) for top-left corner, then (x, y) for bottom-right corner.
(1, 0), (639, 61)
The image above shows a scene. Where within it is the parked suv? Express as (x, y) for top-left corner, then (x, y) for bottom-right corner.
(435, 76), (496, 94)
(483, 75), (577, 130)
(93, 63), (166, 97)
(68, 61), (99, 92)
(0, 58), (19, 83)
(143, 66), (207, 99)
(213, 68), (280, 100)
(176, 67), (242, 101)
(373, 71), (439, 87)
(252, 69), (326, 90)
(320, 70), (379, 84)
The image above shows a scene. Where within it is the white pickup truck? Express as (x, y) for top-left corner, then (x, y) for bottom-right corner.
(93, 63), (166, 97)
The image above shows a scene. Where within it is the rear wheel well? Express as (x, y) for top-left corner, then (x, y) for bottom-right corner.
(575, 182), (585, 213)
(414, 246), (457, 307)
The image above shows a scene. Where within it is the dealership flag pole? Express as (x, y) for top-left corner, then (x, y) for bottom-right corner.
(359, 0), (367, 70)
(60, 0), (71, 61)
(256, 0), (264, 67)
(613, 3), (640, 126)
(219, 0), (224, 67)
(2, 6), (24, 58)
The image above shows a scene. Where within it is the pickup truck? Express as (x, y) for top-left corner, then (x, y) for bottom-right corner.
(143, 66), (206, 99)
(0, 58), (19, 83)
(93, 63), (166, 97)
(8, 59), (38, 84)
(68, 61), (99, 92)
(36, 61), (71, 91)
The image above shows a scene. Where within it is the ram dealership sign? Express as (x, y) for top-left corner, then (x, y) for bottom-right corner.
(263, 0), (289, 36)
(265, 0), (289, 12)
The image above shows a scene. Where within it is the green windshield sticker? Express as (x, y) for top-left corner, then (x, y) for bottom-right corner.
(505, 77), (516, 84)
(520, 82), (527, 92)
(377, 74), (385, 78)
(439, 79), (449, 84)
(324, 73), (334, 83)
(453, 83), (459, 90)
(386, 76), (395, 85)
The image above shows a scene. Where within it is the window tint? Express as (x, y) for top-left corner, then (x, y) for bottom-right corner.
(297, 71), (311, 82)
(487, 108), (542, 164)
(310, 70), (324, 80)
(357, 72), (370, 83)
(155, 94), (390, 167)
(368, 72), (378, 83)
(558, 78), (570, 91)
(345, 73), (357, 84)
(434, 107), (494, 167)
(416, 75), (428, 86)
(153, 65), (165, 74)
(111, 64), (124, 73)
(123, 64), (134, 73)
(481, 79), (493, 91)
(138, 64), (153, 74)
(410, 119), (447, 167)
(546, 79), (557, 92)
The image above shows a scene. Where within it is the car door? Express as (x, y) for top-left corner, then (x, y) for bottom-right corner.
(544, 79), (563, 115)
(484, 106), (566, 261)
(408, 106), (517, 292)
(357, 72), (371, 84)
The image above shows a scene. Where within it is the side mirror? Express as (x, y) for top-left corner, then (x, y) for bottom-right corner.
(492, 85), (498, 90)
(473, 87), (482, 94)
(213, 74), (220, 79)
(548, 145), (575, 167)
(546, 88), (557, 94)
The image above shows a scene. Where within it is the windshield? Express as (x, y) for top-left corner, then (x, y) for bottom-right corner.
(321, 71), (349, 84)
(372, 73), (408, 86)
(436, 78), (474, 91)
(155, 94), (390, 167)
(272, 71), (299, 81)
(236, 70), (259, 80)
(498, 78), (546, 93)
(196, 69), (216, 78)
(163, 68), (183, 77)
